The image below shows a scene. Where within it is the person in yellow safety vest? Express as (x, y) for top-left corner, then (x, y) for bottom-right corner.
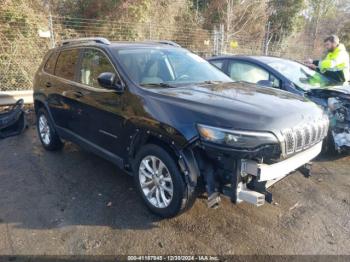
(305, 35), (349, 84)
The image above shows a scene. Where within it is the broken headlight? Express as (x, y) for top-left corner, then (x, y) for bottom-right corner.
(197, 124), (278, 148)
(328, 97), (349, 123)
(328, 97), (342, 111)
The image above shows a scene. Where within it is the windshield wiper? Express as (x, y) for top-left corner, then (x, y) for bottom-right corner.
(300, 67), (312, 77)
(140, 83), (176, 88)
(199, 80), (229, 85)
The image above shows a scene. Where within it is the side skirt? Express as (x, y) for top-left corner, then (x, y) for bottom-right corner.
(56, 127), (126, 171)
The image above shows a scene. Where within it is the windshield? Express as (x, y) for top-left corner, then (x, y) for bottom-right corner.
(267, 59), (336, 91)
(113, 48), (232, 86)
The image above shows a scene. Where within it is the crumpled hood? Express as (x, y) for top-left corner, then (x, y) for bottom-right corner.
(144, 82), (325, 138)
(309, 85), (350, 99)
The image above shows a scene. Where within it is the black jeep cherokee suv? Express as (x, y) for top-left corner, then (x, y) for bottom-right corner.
(34, 38), (329, 217)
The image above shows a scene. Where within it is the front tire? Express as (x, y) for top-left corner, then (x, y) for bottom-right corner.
(36, 107), (63, 151)
(133, 144), (196, 218)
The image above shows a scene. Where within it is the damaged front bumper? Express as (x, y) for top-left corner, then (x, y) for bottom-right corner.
(239, 142), (322, 205)
(241, 142), (322, 183)
(226, 142), (323, 207)
(195, 119), (327, 208)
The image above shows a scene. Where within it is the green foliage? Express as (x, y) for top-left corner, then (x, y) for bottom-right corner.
(0, 0), (50, 90)
(268, 0), (305, 43)
(308, 0), (338, 20)
(127, 0), (152, 22)
(340, 20), (350, 51)
(52, 0), (120, 19)
(0, 0), (350, 91)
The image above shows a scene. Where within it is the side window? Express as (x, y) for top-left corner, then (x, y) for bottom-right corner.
(270, 74), (281, 88)
(55, 49), (79, 81)
(228, 61), (269, 84)
(228, 61), (281, 88)
(80, 49), (116, 88)
(44, 52), (58, 74)
(210, 60), (224, 70)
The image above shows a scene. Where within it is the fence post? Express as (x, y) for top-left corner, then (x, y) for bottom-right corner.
(149, 21), (152, 40)
(213, 26), (218, 56)
(219, 24), (225, 55)
(263, 21), (271, 56)
(48, 13), (55, 48)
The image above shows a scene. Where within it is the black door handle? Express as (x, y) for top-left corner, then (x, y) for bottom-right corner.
(45, 82), (52, 88)
(73, 91), (84, 98)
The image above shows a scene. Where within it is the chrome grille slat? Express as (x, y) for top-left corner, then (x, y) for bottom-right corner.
(282, 118), (329, 156)
(283, 129), (295, 154)
(316, 124), (322, 141)
(310, 124), (317, 145)
(295, 128), (303, 152)
(304, 126), (311, 148)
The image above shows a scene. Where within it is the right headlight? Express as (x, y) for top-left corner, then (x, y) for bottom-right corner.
(197, 124), (278, 149)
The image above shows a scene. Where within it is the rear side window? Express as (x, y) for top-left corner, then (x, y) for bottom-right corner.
(44, 52), (58, 74)
(55, 49), (79, 81)
(210, 60), (224, 70)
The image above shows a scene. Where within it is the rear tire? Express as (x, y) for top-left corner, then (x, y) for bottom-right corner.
(36, 107), (63, 151)
(133, 144), (196, 218)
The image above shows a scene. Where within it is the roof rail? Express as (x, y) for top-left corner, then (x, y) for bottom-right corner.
(61, 37), (111, 46)
(144, 40), (181, 47)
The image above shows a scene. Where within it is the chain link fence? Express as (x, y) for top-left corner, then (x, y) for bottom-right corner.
(0, 13), (317, 91)
(0, 12), (50, 91)
(52, 16), (216, 56)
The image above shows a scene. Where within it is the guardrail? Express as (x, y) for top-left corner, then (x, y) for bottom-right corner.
(0, 90), (33, 105)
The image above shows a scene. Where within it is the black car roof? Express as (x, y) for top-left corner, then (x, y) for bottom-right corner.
(110, 42), (182, 50)
(208, 54), (290, 64)
(53, 41), (182, 52)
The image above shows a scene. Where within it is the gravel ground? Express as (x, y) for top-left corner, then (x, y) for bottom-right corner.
(0, 112), (349, 258)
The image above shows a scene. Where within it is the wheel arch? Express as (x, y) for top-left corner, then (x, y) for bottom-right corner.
(128, 128), (200, 188)
(34, 99), (45, 114)
(33, 95), (57, 127)
(34, 92), (49, 112)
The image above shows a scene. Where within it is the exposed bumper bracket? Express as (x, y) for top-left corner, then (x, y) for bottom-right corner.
(298, 162), (312, 178)
(241, 142), (322, 183)
(234, 143), (322, 207)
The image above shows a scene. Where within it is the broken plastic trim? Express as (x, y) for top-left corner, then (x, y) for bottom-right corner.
(0, 99), (27, 139)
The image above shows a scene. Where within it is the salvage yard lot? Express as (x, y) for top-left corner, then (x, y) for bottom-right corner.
(0, 115), (349, 256)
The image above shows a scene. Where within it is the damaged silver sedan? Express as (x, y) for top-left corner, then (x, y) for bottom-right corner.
(207, 55), (350, 153)
(310, 88), (350, 152)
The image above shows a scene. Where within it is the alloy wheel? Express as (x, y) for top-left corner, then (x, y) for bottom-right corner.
(138, 155), (174, 208)
(38, 114), (51, 145)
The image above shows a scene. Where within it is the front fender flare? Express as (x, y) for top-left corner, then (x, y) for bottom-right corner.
(128, 127), (200, 188)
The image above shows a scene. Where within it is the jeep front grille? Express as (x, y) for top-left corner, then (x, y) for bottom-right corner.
(282, 119), (329, 155)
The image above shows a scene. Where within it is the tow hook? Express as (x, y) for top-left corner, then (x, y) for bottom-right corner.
(246, 179), (273, 204)
(264, 190), (273, 203)
(207, 192), (221, 209)
(298, 162), (312, 178)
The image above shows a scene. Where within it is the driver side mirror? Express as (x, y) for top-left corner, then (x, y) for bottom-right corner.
(97, 72), (124, 93)
(257, 80), (274, 88)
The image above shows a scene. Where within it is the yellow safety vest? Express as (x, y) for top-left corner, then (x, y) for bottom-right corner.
(319, 44), (350, 82)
